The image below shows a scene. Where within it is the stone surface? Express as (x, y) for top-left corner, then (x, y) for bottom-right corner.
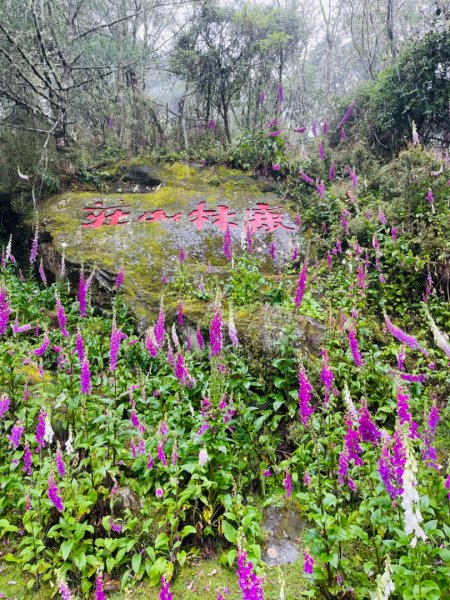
(38, 162), (298, 328)
(261, 505), (305, 566)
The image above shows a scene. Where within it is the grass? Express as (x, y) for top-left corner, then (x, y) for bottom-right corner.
(0, 558), (308, 599)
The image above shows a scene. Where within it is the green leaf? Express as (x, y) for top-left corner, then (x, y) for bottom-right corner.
(132, 553), (142, 574)
(222, 521), (237, 544)
(60, 540), (73, 561)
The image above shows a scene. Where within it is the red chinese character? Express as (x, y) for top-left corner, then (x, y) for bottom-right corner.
(138, 209), (181, 223)
(188, 202), (217, 230)
(188, 202), (238, 231)
(82, 201), (131, 229)
(211, 204), (238, 232)
(246, 203), (294, 233)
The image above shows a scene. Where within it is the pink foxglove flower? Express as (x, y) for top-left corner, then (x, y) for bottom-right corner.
(58, 578), (72, 600)
(78, 269), (87, 317)
(109, 315), (126, 371)
(340, 101), (355, 126)
(358, 401), (381, 445)
(196, 326), (204, 351)
(76, 328), (85, 362)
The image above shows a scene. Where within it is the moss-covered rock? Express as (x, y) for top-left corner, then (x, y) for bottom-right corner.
(38, 162), (297, 328)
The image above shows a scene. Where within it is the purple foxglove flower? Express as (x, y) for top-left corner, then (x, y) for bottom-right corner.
(47, 472), (64, 511)
(146, 328), (158, 358)
(271, 162), (280, 170)
(75, 328), (85, 362)
(284, 469), (292, 498)
(174, 351), (190, 385)
(320, 349), (334, 405)
(445, 474), (450, 499)
(178, 303), (184, 326)
(326, 252), (332, 269)
(58, 579), (72, 600)
(340, 127), (346, 142)
(348, 327), (365, 368)
(378, 210), (387, 225)
(329, 161), (335, 181)
(294, 126), (306, 133)
(23, 442), (32, 475)
(115, 266), (124, 289)
(34, 333), (50, 356)
(228, 308), (238, 347)
(316, 180), (325, 199)
(80, 358), (91, 394)
(95, 573), (105, 600)
(300, 171), (314, 185)
(0, 288), (11, 335)
(341, 210), (350, 236)
(179, 246), (186, 263)
(397, 385), (420, 439)
(55, 444), (65, 477)
(155, 488), (163, 498)
(268, 131), (281, 138)
(259, 90), (266, 104)
(269, 241), (276, 261)
(319, 140), (325, 161)
(12, 319), (31, 334)
(7, 421), (24, 449)
(208, 119), (217, 131)
(38, 259), (47, 286)
(294, 258), (308, 308)
(427, 188), (435, 214)
(311, 121), (317, 137)
(278, 83), (284, 104)
(55, 291), (69, 337)
(0, 395), (10, 417)
(78, 269), (87, 317)
(30, 228), (39, 263)
(298, 366), (314, 426)
(422, 403), (439, 469)
(336, 240), (342, 253)
(223, 226), (232, 261)
(391, 227), (398, 241)
(109, 316), (126, 371)
(147, 454), (154, 469)
(303, 549), (314, 574)
(209, 307), (223, 357)
(339, 101), (355, 126)
(358, 401), (381, 445)
(160, 575), (173, 600)
(245, 223), (253, 253)
(384, 314), (428, 356)
(322, 119), (329, 135)
(237, 547), (264, 600)
(291, 246), (299, 262)
(196, 326), (204, 351)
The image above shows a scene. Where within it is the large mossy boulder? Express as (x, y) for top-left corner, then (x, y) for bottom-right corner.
(38, 162), (299, 328)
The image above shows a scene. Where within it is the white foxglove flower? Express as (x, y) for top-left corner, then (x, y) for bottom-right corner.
(5, 236), (12, 263)
(43, 415), (54, 444)
(401, 429), (427, 547)
(343, 384), (358, 423)
(198, 448), (209, 466)
(65, 428), (74, 455)
(424, 306), (450, 357)
(375, 555), (395, 599)
(171, 323), (180, 348)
